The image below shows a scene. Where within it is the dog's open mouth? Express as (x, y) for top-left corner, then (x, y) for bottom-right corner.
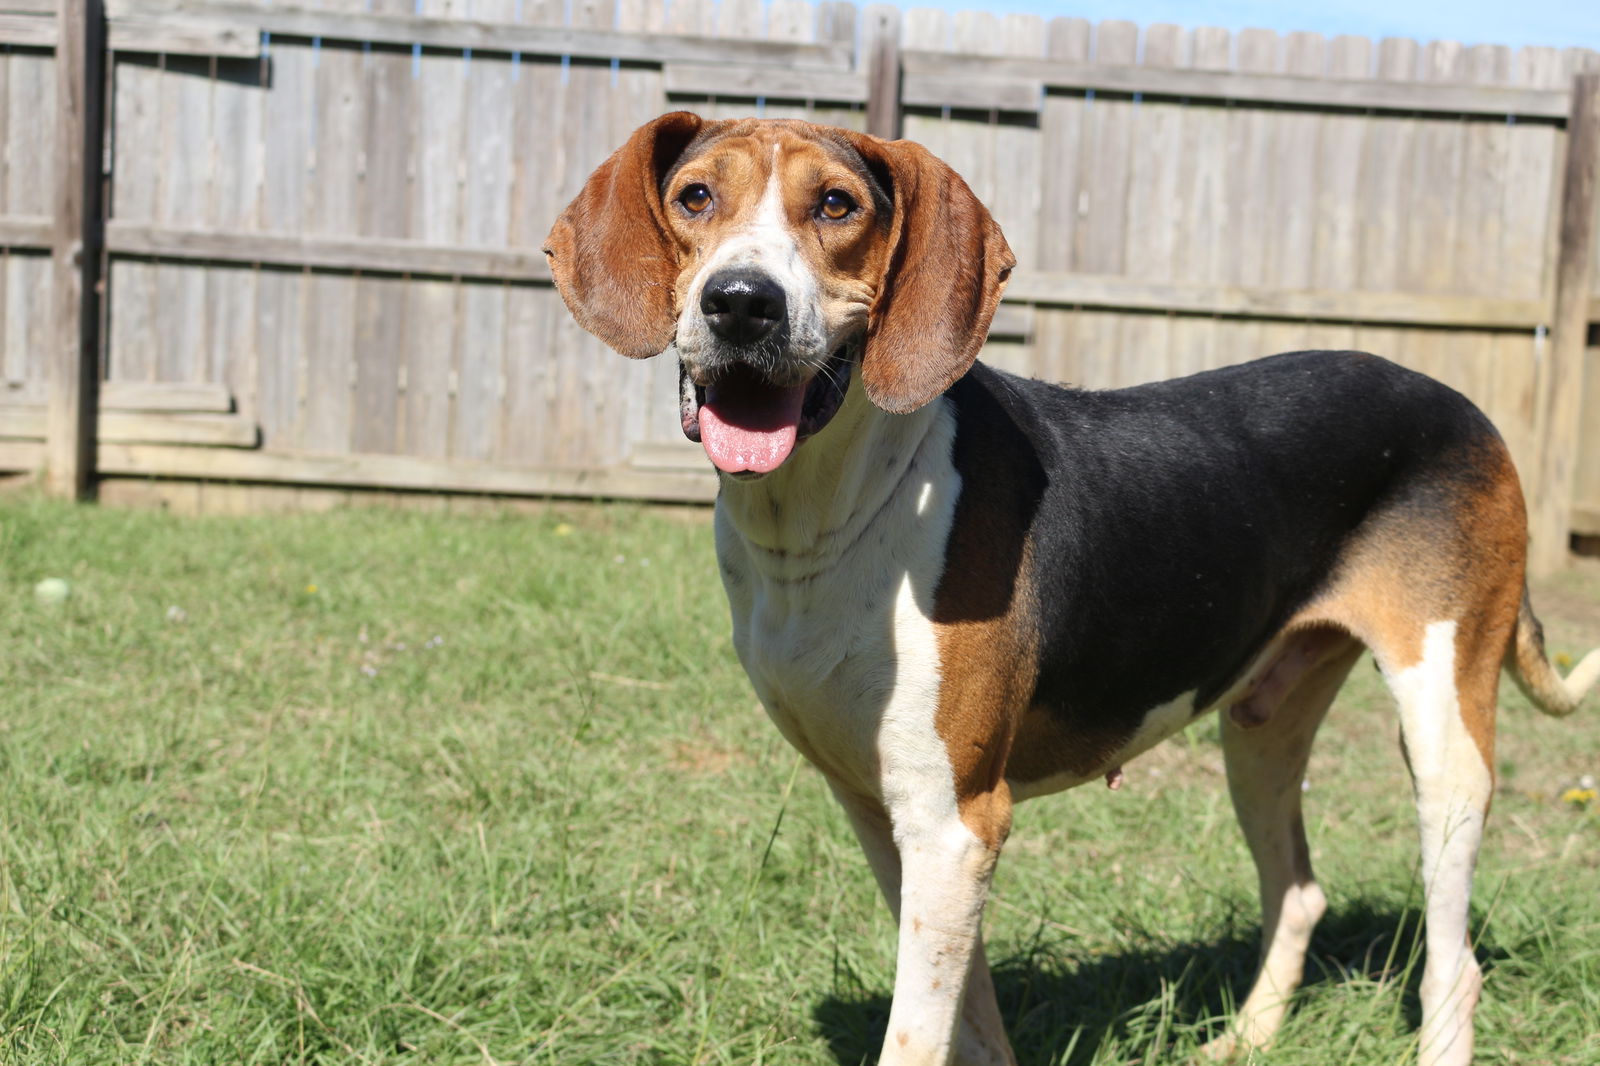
(680, 343), (855, 475)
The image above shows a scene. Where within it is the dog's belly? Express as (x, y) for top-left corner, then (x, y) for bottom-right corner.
(1006, 623), (1356, 801)
(1008, 690), (1200, 800)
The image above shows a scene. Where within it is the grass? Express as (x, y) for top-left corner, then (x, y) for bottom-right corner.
(1, 492), (1598, 1065)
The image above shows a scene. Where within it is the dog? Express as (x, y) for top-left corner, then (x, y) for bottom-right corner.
(543, 112), (1600, 1066)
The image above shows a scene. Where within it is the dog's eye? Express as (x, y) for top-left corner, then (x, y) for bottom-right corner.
(818, 189), (856, 220)
(679, 184), (713, 214)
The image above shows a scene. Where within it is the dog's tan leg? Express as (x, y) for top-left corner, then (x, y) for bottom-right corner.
(830, 786), (1017, 1066)
(1385, 620), (1495, 1066)
(1202, 638), (1360, 1061)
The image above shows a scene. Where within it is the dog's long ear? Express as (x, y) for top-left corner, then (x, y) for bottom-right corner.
(839, 133), (1015, 414)
(543, 111), (707, 359)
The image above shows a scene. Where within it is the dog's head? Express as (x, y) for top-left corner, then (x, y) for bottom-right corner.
(543, 113), (1014, 476)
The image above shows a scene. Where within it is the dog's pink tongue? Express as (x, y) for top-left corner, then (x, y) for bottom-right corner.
(699, 377), (805, 474)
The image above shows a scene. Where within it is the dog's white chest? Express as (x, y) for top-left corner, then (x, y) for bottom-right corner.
(713, 404), (961, 798)
(729, 559), (911, 786)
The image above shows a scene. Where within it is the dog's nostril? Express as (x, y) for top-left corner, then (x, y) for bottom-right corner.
(701, 270), (786, 345)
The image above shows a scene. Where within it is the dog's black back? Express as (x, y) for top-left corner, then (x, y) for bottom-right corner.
(945, 349), (1508, 741)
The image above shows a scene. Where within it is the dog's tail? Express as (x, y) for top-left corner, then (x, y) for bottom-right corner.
(1505, 587), (1600, 717)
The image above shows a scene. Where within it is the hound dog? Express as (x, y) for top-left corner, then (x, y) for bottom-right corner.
(543, 112), (1599, 1066)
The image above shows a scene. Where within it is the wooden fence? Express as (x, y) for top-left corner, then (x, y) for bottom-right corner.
(2, 0), (1600, 571)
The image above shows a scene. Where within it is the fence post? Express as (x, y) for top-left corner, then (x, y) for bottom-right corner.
(1531, 72), (1600, 575)
(46, 0), (106, 499)
(818, 2), (856, 80)
(863, 4), (901, 141)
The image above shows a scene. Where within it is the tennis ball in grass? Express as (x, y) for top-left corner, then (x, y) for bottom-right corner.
(34, 577), (70, 606)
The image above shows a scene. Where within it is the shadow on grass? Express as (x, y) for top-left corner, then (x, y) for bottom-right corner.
(813, 898), (1506, 1066)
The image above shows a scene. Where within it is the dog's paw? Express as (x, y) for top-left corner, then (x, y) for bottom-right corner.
(1195, 1031), (1264, 1063)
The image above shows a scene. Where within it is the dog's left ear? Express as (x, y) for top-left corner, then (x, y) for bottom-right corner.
(543, 111), (708, 359)
(839, 132), (1016, 414)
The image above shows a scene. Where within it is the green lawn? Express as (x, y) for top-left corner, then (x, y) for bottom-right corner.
(1, 493), (1597, 1064)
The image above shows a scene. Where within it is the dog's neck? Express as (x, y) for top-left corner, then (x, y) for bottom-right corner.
(713, 375), (950, 570)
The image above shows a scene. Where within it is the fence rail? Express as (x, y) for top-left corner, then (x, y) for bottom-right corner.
(3, 0), (1600, 571)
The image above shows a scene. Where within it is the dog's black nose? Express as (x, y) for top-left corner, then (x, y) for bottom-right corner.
(701, 270), (786, 345)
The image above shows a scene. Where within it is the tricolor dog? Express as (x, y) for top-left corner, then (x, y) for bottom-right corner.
(543, 113), (1599, 1066)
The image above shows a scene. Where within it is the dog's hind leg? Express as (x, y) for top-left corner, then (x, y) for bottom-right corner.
(829, 785), (1017, 1066)
(1203, 631), (1362, 1060)
(1382, 615), (1502, 1066)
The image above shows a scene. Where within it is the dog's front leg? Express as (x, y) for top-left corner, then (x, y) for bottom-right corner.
(885, 816), (1004, 1066)
(831, 786), (1015, 1066)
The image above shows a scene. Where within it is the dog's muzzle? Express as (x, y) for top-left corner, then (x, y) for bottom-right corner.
(678, 266), (855, 477)
(679, 339), (856, 478)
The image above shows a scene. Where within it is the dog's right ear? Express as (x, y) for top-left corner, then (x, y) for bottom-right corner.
(836, 132), (1015, 415)
(543, 111), (707, 359)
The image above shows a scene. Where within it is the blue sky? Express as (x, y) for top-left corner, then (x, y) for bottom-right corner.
(904, 0), (1600, 52)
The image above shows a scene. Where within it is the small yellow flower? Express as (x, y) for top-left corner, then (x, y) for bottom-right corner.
(1556, 652), (1573, 669)
(1560, 787), (1597, 807)
(554, 523), (574, 537)
(305, 584), (318, 594)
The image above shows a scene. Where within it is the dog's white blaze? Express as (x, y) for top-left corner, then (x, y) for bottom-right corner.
(675, 146), (829, 368)
(1380, 620), (1489, 1066)
(878, 568), (958, 826)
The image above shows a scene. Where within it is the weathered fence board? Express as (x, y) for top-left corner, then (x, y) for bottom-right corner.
(3, 44), (55, 397)
(47, 0), (103, 498)
(1533, 72), (1600, 570)
(3, 0), (1600, 567)
(1579, 341), (1600, 535)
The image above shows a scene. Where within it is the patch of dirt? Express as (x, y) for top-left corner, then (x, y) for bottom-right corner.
(667, 738), (749, 776)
